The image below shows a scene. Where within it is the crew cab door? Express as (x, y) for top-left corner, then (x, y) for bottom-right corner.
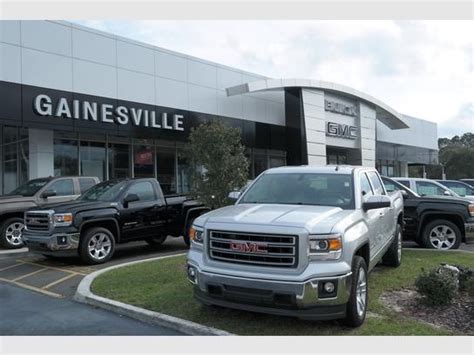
(367, 171), (394, 247)
(120, 180), (164, 240)
(360, 172), (380, 254)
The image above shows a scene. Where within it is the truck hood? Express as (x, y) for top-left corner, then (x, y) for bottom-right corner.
(0, 194), (35, 204)
(196, 203), (353, 233)
(27, 200), (116, 214)
(415, 195), (472, 205)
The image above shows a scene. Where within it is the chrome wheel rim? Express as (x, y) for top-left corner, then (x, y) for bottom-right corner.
(356, 267), (367, 317)
(5, 221), (25, 246)
(397, 230), (402, 261)
(88, 233), (112, 261)
(429, 225), (456, 250)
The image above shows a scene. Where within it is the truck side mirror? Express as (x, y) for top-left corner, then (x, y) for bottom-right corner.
(41, 190), (56, 199)
(443, 190), (452, 196)
(228, 191), (241, 203)
(362, 195), (391, 211)
(401, 190), (408, 199)
(123, 193), (140, 207)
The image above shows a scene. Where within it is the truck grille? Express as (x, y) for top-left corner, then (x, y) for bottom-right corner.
(208, 231), (298, 268)
(25, 211), (52, 232)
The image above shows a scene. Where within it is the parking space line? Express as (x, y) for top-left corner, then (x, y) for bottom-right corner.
(0, 262), (25, 273)
(41, 273), (77, 290)
(0, 277), (63, 298)
(18, 260), (88, 276)
(12, 267), (47, 282)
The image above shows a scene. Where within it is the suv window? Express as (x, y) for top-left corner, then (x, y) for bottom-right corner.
(126, 181), (156, 202)
(382, 178), (400, 193)
(367, 172), (385, 195)
(416, 181), (445, 196)
(360, 173), (374, 196)
(79, 178), (97, 193)
(442, 182), (472, 196)
(46, 179), (75, 196)
(398, 180), (410, 188)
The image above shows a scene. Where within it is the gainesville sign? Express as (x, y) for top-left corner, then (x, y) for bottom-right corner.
(33, 94), (184, 131)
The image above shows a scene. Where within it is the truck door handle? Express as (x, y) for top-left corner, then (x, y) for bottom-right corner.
(379, 212), (385, 217)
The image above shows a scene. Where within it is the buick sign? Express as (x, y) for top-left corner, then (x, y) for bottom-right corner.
(326, 122), (358, 140)
(325, 99), (358, 117)
(33, 94), (184, 131)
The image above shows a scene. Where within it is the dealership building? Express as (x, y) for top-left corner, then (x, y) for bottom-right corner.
(0, 20), (439, 195)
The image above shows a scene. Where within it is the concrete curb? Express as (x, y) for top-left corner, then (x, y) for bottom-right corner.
(74, 253), (234, 336)
(404, 247), (474, 254)
(0, 247), (29, 257)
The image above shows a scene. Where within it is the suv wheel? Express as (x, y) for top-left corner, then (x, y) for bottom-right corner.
(422, 219), (461, 250)
(146, 235), (167, 247)
(383, 223), (402, 267)
(342, 256), (368, 328)
(0, 218), (25, 249)
(80, 227), (115, 265)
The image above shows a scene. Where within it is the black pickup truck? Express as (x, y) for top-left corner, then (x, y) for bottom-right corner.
(382, 177), (474, 250)
(22, 178), (209, 264)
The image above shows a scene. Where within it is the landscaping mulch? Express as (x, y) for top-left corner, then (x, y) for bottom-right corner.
(380, 288), (474, 335)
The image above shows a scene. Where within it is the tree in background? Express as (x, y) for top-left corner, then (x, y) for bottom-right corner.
(428, 132), (474, 179)
(183, 120), (249, 209)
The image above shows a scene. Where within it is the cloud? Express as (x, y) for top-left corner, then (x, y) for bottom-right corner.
(73, 20), (474, 137)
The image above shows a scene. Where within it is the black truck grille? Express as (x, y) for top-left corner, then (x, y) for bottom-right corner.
(208, 231), (298, 268)
(25, 211), (51, 232)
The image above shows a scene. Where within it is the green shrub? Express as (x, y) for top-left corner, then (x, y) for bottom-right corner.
(415, 268), (457, 306)
(455, 265), (473, 293)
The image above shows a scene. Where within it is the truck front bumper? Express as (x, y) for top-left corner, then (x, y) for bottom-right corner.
(186, 263), (352, 321)
(465, 222), (474, 244)
(23, 230), (80, 256)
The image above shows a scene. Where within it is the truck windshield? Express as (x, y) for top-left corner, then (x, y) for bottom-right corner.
(7, 178), (51, 197)
(80, 180), (126, 202)
(240, 173), (354, 209)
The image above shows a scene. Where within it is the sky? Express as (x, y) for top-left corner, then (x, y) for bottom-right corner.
(76, 20), (473, 138)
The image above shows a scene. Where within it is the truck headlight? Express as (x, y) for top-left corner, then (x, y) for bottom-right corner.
(189, 226), (204, 244)
(53, 213), (73, 227)
(308, 234), (342, 260)
(469, 204), (474, 217)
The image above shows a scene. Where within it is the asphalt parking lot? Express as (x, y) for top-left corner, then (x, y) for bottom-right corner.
(0, 237), (188, 299)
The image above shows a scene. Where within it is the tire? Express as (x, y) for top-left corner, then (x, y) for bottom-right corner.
(0, 218), (25, 249)
(79, 227), (115, 265)
(145, 235), (167, 247)
(383, 223), (402, 267)
(342, 256), (368, 328)
(421, 219), (461, 250)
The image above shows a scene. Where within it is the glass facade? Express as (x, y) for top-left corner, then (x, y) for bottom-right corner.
(376, 160), (401, 177)
(1, 126), (29, 195)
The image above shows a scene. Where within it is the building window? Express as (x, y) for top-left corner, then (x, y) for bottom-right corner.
(177, 149), (190, 194)
(54, 139), (79, 176)
(108, 142), (131, 179)
(80, 141), (106, 181)
(156, 147), (176, 194)
(134, 141), (155, 178)
(1, 126), (29, 194)
(253, 153), (267, 176)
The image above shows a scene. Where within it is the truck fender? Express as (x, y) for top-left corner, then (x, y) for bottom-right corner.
(417, 211), (464, 238)
(342, 220), (371, 270)
(183, 206), (211, 234)
(79, 218), (121, 243)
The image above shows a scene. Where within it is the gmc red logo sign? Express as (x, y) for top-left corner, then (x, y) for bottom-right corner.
(230, 242), (268, 254)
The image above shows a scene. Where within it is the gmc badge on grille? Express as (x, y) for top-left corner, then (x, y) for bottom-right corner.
(230, 241), (268, 254)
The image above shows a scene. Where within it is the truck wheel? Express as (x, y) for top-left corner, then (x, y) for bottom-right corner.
(79, 227), (115, 265)
(342, 256), (368, 328)
(0, 218), (25, 249)
(422, 219), (461, 250)
(146, 235), (167, 247)
(382, 223), (402, 267)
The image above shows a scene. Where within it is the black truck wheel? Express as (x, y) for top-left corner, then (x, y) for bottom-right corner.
(0, 217), (25, 249)
(79, 227), (115, 265)
(422, 219), (461, 250)
(382, 223), (402, 267)
(146, 235), (167, 247)
(342, 256), (368, 328)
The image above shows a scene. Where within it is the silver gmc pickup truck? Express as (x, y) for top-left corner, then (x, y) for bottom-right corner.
(186, 166), (404, 327)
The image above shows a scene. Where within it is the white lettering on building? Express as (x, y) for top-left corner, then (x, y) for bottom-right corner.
(33, 94), (185, 132)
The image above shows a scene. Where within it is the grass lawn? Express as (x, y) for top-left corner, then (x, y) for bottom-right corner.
(91, 249), (474, 335)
